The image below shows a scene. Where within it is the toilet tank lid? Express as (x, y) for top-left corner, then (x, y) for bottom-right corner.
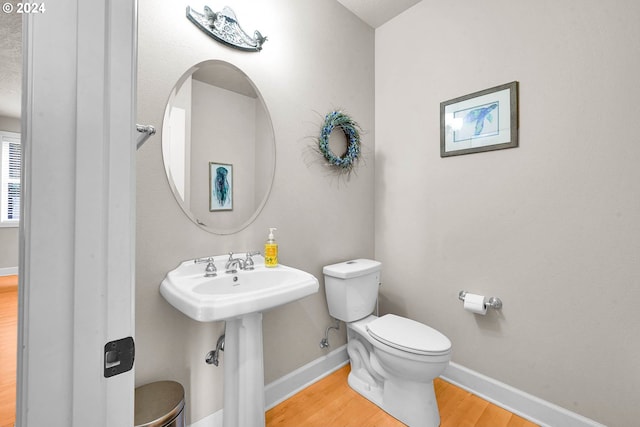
(323, 259), (381, 279)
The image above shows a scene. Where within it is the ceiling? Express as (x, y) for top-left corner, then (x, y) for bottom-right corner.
(0, 1), (421, 119)
(336, 0), (421, 28)
(193, 63), (257, 98)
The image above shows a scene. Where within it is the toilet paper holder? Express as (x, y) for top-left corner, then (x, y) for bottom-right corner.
(458, 291), (502, 310)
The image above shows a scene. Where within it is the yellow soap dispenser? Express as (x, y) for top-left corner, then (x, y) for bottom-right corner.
(264, 227), (278, 267)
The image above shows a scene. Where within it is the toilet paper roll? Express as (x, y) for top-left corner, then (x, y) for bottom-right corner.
(463, 293), (487, 315)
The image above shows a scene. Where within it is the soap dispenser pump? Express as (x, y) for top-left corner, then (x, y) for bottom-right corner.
(264, 227), (278, 267)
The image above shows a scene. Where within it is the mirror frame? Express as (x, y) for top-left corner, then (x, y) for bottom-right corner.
(161, 60), (276, 235)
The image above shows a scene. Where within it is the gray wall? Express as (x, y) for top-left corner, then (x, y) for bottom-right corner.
(375, 1), (640, 426)
(135, 0), (374, 424)
(0, 116), (20, 269)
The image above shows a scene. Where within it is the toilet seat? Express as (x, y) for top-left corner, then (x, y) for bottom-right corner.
(366, 314), (451, 356)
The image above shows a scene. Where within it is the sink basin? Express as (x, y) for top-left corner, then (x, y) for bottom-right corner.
(160, 254), (319, 322)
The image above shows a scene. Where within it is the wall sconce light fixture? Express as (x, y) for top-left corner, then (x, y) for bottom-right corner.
(186, 5), (267, 52)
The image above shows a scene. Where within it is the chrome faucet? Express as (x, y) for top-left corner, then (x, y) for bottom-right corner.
(225, 251), (260, 273)
(194, 257), (217, 277)
(225, 252), (245, 273)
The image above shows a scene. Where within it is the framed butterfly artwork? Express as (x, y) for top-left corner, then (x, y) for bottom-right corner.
(440, 81), (518, 157)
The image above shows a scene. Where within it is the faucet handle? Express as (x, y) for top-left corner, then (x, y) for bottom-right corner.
(194, 257), (217, 277)
(204, 261), (217, 277)
(246, 251), (260, 260)
(244, 251), (260, 270)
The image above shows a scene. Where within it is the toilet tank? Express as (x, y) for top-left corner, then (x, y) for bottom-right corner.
(323, 259), (381, 322)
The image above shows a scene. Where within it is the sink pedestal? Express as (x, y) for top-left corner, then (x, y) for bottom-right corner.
(223, 312), (265, 427)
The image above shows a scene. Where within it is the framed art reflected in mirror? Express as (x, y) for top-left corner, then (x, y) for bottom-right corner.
(209, 162), (233, 211)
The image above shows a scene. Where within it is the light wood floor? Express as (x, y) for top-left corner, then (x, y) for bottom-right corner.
(0, 275), (17, 427)
(266, 364), (538, 427)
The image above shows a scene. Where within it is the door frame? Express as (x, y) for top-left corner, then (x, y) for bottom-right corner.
(17, 1), (137, 425)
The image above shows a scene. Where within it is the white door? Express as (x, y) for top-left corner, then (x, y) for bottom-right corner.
(17, 1), (137, 425)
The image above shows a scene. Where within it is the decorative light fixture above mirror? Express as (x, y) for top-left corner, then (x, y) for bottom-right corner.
(186, 5), (267, 52)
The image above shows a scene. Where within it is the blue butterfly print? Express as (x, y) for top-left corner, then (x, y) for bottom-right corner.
(464, 103), (498, 136)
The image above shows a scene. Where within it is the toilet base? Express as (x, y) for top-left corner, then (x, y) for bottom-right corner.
(345, 316), (447, 427)
(348, 368), (440, 427)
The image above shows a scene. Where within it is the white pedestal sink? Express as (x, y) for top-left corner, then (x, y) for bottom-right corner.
(160, 254), (319, 427)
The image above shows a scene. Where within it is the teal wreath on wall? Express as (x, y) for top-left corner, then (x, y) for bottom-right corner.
(318, 110), (362, 173)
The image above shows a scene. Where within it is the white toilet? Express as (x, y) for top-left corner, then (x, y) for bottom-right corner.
(323, 259), (452, 427)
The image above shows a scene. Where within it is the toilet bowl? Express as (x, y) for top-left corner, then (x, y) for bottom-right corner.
(323, 259), (452, 427)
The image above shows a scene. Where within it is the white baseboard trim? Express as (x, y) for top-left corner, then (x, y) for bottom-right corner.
(188, 345), (349, 427)
(189, 409), (223, 427)
(441, 362), (606, 427)
(0, 266), (18, 276)
(265, 344), (349, 410)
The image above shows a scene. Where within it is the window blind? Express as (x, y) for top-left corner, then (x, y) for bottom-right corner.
(1, 131), (21, 224)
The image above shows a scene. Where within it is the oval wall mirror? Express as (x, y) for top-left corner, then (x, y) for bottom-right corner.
(162, 60), (275, 234)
